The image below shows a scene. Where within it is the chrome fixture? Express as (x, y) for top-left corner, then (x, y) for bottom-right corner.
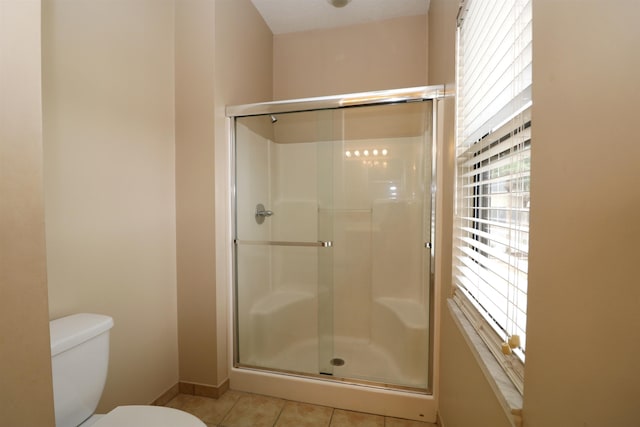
(255, 203), (273, 224)
(270, 114), (278, 123)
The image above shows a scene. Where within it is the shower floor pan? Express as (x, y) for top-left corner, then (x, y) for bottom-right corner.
(240, 336), (428, 391)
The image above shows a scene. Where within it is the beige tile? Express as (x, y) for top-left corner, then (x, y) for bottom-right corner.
(329, 409), (384, 427)
(195, 382), (226, 399)
(275, 401), (333, 427)
(179, 382), (195, 395)
(220, 393), (285, 427)
(385, 416), (438, 427)
(166, 391), (243, 424)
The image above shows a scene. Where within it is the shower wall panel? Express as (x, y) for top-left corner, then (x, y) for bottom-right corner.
(271, 142), (318, 294)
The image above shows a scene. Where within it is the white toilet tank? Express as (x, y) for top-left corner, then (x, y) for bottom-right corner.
(50, 313), (114, 427)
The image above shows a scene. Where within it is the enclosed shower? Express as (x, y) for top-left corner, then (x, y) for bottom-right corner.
(227, 86), (442, 420)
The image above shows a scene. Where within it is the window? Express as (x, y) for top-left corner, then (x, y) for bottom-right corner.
(453, 0), (532, 393)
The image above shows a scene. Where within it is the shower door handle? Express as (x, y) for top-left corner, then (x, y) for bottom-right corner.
(255, 203), (273, 217)
(256, 209), (273, 217)
(255, 203), (273, 224)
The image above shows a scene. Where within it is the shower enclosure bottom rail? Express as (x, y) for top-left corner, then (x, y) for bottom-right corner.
(233, 362), (430, 395)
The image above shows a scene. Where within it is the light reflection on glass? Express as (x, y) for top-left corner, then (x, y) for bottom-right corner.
(343, 148), (388, 158)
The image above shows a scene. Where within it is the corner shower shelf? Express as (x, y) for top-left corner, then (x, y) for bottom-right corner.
(250, 291), (315, 316)
(375, 297), (428, 330)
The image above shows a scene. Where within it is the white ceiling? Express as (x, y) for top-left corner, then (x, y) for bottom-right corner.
(251, 0), (430, 35)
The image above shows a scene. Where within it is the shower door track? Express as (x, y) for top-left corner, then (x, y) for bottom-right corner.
(226, 85), (446, 117)
(235, 363), (431, 395)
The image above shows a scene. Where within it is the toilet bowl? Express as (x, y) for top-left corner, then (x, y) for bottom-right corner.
(50, 313), (205, 427)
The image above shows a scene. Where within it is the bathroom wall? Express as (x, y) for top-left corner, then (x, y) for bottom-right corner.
(432, 1), (640, 426)
(177, 0), (273, 388)
(174, 0), (218, 389)
(273, 14), (428, 100)
(524, 1), (640, 425)
(0, 1), (55, 426)
(42, 0), (178, 411)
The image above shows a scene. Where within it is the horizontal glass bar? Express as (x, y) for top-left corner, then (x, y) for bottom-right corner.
(234, 239), (333, 248)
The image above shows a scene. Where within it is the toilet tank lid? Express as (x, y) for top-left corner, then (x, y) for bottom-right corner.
(50, 313), (114, 357)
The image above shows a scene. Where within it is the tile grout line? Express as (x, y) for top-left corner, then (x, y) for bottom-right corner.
(327, 407), (335, 427)
(219, 392), (243, 427)
(271, 399), (285, 427)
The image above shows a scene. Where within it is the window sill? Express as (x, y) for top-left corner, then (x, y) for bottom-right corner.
(447, 299), (523, 427)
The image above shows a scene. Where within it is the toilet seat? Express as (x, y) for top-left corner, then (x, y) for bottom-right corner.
(89, 405), (206, 427)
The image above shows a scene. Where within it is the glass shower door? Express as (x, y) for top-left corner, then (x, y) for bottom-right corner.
(233, 110), (335, 378)
(323, 102), (433, 390)
(233, 99), (433, 391)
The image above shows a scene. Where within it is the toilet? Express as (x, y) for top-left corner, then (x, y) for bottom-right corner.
(50, 313), (205, 427)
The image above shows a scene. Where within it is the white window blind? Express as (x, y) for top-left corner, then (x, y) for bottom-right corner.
(454, 0), (532, 391)
(457, 0), (532, 148)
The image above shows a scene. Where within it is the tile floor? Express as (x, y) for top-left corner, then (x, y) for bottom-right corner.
(165, 390), (438, 427)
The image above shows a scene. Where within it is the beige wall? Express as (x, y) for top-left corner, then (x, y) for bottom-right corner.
(524, 1), (640, 425)
(274, 15), (428, 100)
(43, 0), (178, 411)
(176, 0), (273, 387)
(175, 0), (218, 388)
(432, 1), (640, 426)
(0, 1), (55, 426)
